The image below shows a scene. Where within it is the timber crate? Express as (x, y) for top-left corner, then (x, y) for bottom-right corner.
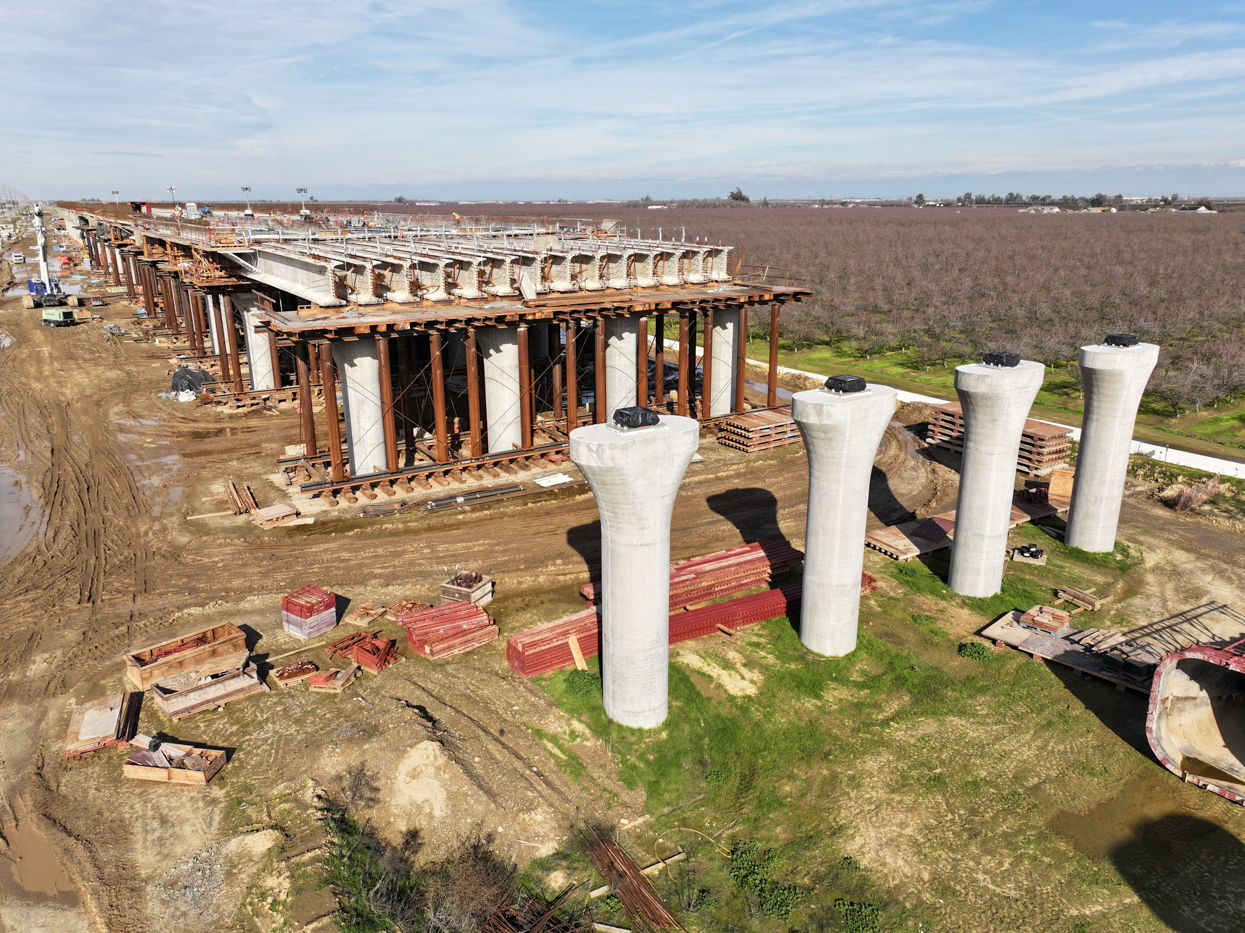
(282, 585), (338, 640)
(123, 624), (249, 691)
(123, 743), (226, 786)
(716, 410), (801, 453)
(439, 573), (495, 607)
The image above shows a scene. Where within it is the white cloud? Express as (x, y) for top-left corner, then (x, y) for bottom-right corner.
(6, 1), (1245, 197)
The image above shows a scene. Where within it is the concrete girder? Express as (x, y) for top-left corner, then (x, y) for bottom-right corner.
(241, 249), (346, 307)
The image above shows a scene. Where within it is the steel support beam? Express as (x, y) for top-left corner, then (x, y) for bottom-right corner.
(377, 335), (399, 473)
(296, 343), (318, 457)
(565, 322), (578, 427)
(518, 324), (533, 449)
(677, 311), (689, 417)
(429, 330), (449, 463)
(734, 306), (748, 413)
(594, 322), (607, 423)
(768, 302), (780, 408)
(466, 328), (482, 457)
(320, 343), (345, 483)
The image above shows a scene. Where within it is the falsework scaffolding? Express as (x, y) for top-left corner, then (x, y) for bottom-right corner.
(69, 206), (809, 504)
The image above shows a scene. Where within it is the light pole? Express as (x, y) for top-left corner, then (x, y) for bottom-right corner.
(111, 190), (120, 203)
(166, 185), (177, 205)
(297, 187), (310, 220)
(241, 186), (253, 218)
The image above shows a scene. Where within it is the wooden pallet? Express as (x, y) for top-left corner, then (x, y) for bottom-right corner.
(717, 410), (802, 453)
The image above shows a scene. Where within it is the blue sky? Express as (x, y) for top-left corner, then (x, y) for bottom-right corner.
(6, 1), (1245, 200)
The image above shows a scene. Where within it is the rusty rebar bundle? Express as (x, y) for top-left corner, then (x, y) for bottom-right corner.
(578, 827), (685, 931)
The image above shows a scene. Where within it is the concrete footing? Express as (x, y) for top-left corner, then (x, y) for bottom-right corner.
(479, 326), (522, 453)
(604, 316), (639, 418)
(792, 381), (898, 656)
(709, 308), (740, 418)
(332, 340), (387, 477)
(1066, 340), (1160, 552)
(570, 415), (700, 728)
(948, 359), (1046, 597)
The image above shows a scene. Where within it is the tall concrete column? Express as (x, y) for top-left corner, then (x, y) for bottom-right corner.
(570, 415), (700, 728)
(478, 325), (522, 453)
(204, 294), (222, 355)
(709, 308), (740, 417)
(333, 340), (387, 477)
(604, 315), (639, 418)
(235, 293), (276, 391)
(1066, 336), (1160, 552)
(948, 357), (1046, 597)
(792, 378), (898, 656)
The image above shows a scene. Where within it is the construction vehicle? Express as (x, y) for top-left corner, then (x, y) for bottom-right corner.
(21, 205), (67, 313)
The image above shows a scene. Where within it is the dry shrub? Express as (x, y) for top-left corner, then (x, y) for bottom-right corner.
(425, 834), (517, 933)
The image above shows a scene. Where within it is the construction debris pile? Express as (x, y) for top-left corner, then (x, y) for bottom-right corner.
(327, 631), (401, 672)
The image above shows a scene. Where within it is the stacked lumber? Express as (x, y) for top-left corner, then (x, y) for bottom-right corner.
(716, 410), (801, 452)
(124, 624), (249, 691)
(65, 693), (142, 757)
(272, 660), (318, 687)
(1056, 585), (1109, 611)
(327, 631), (401, 672)
(397, 601), (498, 659)
(282, 586), (338, 640)
(1017, 605), (1072, 636)
(343, 601), (387, 626)
(927, 403), (1071, 476)
(508, 585), (803, 678)
(579, 541), (803, 609)
(226, 480), (258, 514)
(308, 664), (360, 693)
(385, 598), (431, 622)
(250, 504), (299, 528)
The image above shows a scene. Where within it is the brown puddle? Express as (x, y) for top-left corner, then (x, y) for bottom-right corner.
(1048, 771), (1202, 858)
(0, 820), (80, 908)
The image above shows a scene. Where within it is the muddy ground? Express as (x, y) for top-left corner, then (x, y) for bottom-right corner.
(1, 237), (1244, 932)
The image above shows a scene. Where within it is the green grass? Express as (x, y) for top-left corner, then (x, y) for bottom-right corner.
(524, 527), (1166, 932)
(752, 339), (1245, 461)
